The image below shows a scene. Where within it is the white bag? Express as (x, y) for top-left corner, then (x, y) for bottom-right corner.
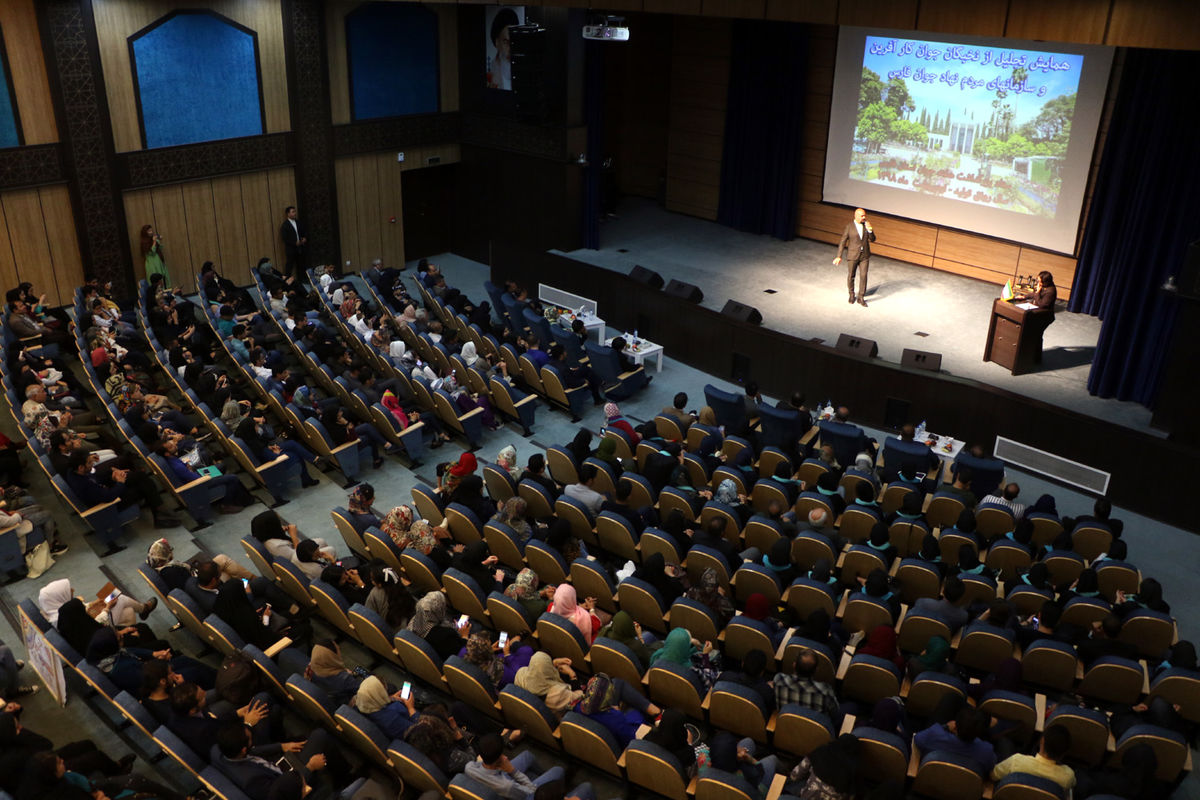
(25, 539), (54, 579)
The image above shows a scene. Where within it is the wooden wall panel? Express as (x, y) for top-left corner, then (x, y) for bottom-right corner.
(916, 0), (1010, 36)
(837, 0), (919, 29)
(123, 168), (295, 292)
(665, 17), (729, 220)
(211, 176), (250, 279)
(765, 0), (836, 24)
(701, 0), (764, 18)
(92, 0), (289, 153)
(1004, 0), (1109, 44)
(327, 1), (459, 125)
(1107, 0), (1200, 49)
(0, 187), (81, 308)
(0, 0), (58, 144)
(39, 186), (85, 306)
(335, 150), (449, 271)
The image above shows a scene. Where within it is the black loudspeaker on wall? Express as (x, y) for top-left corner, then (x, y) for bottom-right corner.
(721, 299), (763, 325)
(901, 348), (943, 372)
(664, 279), (704, 303)
(629, 265), (664, 289)
(836, 333), (879, 358)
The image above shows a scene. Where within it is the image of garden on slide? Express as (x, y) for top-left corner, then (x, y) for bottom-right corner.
(851, 36), (1082, 218)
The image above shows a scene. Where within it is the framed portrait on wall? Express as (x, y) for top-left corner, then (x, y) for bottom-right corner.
(485, 6), (524, 90)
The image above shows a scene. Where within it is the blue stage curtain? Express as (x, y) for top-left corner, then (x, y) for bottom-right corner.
(716, 20), (806, 240)
(1069, 49), (1200, 405)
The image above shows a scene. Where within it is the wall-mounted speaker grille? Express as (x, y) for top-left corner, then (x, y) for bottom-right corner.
(994, 436), (1110, 495)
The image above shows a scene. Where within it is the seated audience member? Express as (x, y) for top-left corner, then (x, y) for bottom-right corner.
(990, 726), (1075, 792)
(645, 708), (701, 778)
(942, 467), (978, 510)
(980, 483), (1027, 519)
(857, 625), (905, 671)
(155, 437), (256, 514)
(913, 706), (997, 775)
(408, 591), (470, 660)
(64, 451), (179, 539)
(307, 641), (364, 705)
(912, 575), (969, 633)
(547, 584), (600, 645)
(704, 730), (781, 800)
(686, 567), (735, 627)
(168, 680), (271, 755)
(344, 482), (381, 533)
(515, 652), (584, 718)
(251, 510), (335, 562)
(1076, 614), (1139, 666)
(564, 464), (606, 515)
(465, 732), (565, 800)
(574, 672), (660, 748)
(519, 453), (559, 497)
(661, 392), (695, 429)
(355, 675), (418, 738)
(596, 610), (661, 669)
(906, 635), (952, 680)
(784, 733), (863, 799)
(716, 648), (776, 713)
(211, 580), (294, 650)
(213, 719), (341, 800)
(364, 564), (414, 629)
(774, 649), (839, 719)
(602, 402), (640, 445)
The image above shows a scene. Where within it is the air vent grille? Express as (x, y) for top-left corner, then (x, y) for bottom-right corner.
(994, 436), (1109, 495)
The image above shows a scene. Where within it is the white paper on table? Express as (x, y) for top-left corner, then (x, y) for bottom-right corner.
(1016, 302), (1038, 310)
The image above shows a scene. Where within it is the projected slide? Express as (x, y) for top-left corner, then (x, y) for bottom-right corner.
(825, 28), (1113, 254)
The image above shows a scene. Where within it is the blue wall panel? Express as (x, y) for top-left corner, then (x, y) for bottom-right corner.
(347, 3), (439, 120)
(132, 13), (263, 149)
(0, 56), (18, 149)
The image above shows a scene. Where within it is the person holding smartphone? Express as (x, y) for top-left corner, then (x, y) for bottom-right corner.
(355, 676), (418, 738)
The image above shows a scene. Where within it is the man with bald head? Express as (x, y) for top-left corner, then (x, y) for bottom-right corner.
(833, 207), (876, 307)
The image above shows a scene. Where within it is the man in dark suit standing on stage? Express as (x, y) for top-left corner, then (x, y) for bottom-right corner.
(833, 207), (876, 307)
(279, 205), (306, 278)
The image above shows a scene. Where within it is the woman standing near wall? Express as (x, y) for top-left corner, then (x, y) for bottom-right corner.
(140, 225), (169, 284)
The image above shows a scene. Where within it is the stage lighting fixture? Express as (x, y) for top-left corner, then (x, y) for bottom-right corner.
(583, 14), (630, 41)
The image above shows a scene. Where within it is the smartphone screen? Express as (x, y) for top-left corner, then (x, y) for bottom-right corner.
(242, 578), (251, 589)
(104, 589), (121, 604)
(400, 682), (411, 701)
(498, 631), (509, 648)
(458, 614), (469, 628)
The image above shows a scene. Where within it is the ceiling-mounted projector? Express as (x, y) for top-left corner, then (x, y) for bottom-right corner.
(583, 15), (630, 41)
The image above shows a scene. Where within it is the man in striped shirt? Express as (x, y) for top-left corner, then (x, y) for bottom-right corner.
(980, 483), (1027, 520)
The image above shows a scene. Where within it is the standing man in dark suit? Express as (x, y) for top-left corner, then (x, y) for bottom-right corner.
(833, 207), (876, 307)
(279, 205), (306, 279)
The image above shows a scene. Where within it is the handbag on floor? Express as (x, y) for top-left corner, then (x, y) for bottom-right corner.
(25, 538), (54, 580)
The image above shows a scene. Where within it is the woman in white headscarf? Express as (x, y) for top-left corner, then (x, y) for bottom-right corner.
(38, 578), (154, 628)
(460, 340), (480, 368)
(355, 675), (418, 738)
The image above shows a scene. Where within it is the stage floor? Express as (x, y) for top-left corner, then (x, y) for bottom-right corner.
(562, 197), (1156, 435)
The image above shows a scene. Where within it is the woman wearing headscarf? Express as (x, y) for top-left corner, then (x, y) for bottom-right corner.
(574, 672), (660, 748)
(496, 444), (520, 479)
(650, 627), (722, 691)
(799, 607), (845, 653)
(504, 567), (552, 619)
(857, 625), (905, 670)
(460, 340), (481, 368)
(1022, 493), (1058, 521)
(632, 552), (685, 605)
(743, 593), (787, 648)
(603, 402), (640, 445)
(409, 590), (469, 660)
(906, 635), (952, 680)
(491, 496), (533, 546)
(307, 641), (364, 704)
(864, 522), (899, 569)
(713, 478), (752, 525)
(448, 474), (496, 525)
(697, 406), (719, 428)
(451, 540), (504, 593)
(402, 703), (479, 777)
(321, 406), (388, 469)
(211, 579), (288, 650)
(594, 436), (624, 476)
(56, 595), (159, 655)
(785, 733), (862, 800)
(645, 708), (698, 778)
(1115, 577), (1169, 618)
(291, 538), (331, 581)
(442, 373), (498, 430)
(867, 697), (909, 739)
(251, 510), (335, 562)
(460, 631), (534, 689)
(1, 732), (133, 799)
(514, 651), (583, 716)
(686, 567), (735, 627)
(969, 657), (1027, 703)
(596, 610), (662, 669)
(440, 451), (478, 498)
(564, 428), (594, 464)
(915, 532), (947, 576)
(545, 517), (586, 563)
(381, 505), (444, 563)
(355, 675), (418, 738)
(38, 578), (154, 633)
(548, 583), (600, 645)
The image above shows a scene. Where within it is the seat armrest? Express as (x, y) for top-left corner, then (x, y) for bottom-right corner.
(81, 499), (124, 518)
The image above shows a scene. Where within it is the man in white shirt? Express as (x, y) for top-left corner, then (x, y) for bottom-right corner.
(564, 464), (606, 514)
(980, 483), (1027, 519)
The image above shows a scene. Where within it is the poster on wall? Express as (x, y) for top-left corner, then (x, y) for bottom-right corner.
(20, 606), (66, 706)
(485, 6), (525, 90)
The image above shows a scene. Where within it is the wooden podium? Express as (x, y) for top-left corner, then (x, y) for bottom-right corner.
(983, 298), (1039, 375)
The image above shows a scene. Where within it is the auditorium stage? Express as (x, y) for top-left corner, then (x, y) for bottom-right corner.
(561, 197), (1156, 435)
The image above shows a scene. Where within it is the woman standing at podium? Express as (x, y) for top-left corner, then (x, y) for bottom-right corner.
(1016, 271), (1057, 362)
